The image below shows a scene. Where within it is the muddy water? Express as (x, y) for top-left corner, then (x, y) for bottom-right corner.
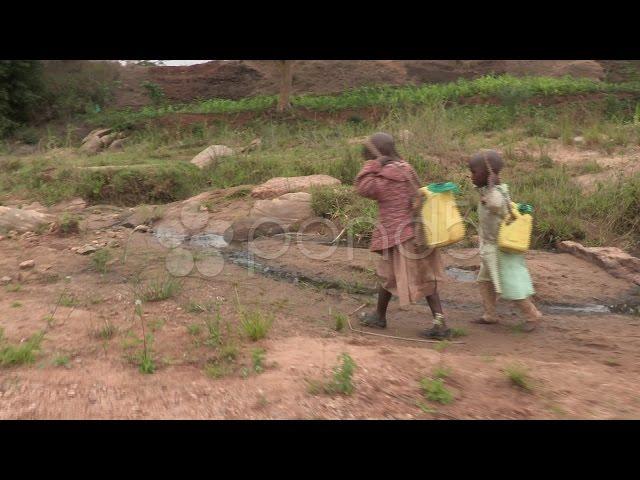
(154, 231), (639, 317)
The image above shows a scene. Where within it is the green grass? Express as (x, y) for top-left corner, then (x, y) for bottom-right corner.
(0, 331), (45, 367)
(59, 293), (78, 307)
(432, 366), (451, 380)
(504, 364), (533, 392)
(252, 348), (266, 373)
(88, 75), (640, 125)
(450, 327), (468, 338)
(10, 301), (22, 308)
(91, 248), (112, 274)
(307, 353), (357, 396)
(419, 377), (454, 405)
(204, 359), (234, 379)
(6, 283), (22, 293)
(140, 276), (182, 302)
(57, 212), (80, 235)
(187, 323), (202, 336)
(333, 312), (347, 332)
(53, 354), (70, 367)
(239, 308), (273, 342)
(93, 321), (117, 340)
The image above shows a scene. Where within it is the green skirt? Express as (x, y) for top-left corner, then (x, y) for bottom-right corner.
(478, 244), (535, 301)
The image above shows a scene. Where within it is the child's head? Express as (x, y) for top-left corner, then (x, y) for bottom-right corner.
(468, 149), (504, 188)
(362, 132), (400, 161)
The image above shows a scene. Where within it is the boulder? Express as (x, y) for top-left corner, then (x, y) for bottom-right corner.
(98, 132), (119, 148)
(80, 136), (103, 155)
(77, 245), (97, 255)
(557, 240), (640, 285)
(251, 174), (341, 199)
(249, 192), (314, 228)
(223, 217), (285, 243)
(109, 139), (126, 150)
(0, 206), (55, 234)
(19, 260), (35, 270)
(240, 138), (262, 153)
(81, 128), (112, 144)
(190, 145), (234, 169)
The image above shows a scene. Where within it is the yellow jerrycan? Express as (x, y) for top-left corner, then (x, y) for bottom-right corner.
(498, 202), (533, 253)
(419, 182), (465, 248)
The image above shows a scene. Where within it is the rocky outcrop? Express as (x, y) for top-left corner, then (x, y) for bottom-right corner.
(0, 206), (55, 234)
(251, 174), (341, 199)
(80, 129), (127, 155)
(190, 145), (234, 169)
(557, 240), (640, 286)
(249, 192), (314, 228)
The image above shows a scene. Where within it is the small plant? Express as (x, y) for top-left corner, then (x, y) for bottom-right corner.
(140, 276), (182, 302)
(54, 354), (70, 367)
(134, 300), (155, 374)
(187, 324), (202, 336)
(416, 401), (437, 414)
(148, 318), (165, 332)
(239, 308), (273, 341)
(44, 314), (55, 327)
(11, 301), (22, 308)
(91, 248), (112, 274)
(6, 283), (21, 293)
(504, 364), (533, 392)
(434, 340), (451, 352)
(186, 300), (213, 314)
(420, 377), (454, 405)
(141, 81), (166, 106)
(603, 358), (621, 367)
(432, 366), (451, 380)
(93, 320), (117, 340)
(0, 331), (45, 367)
(57, 213), (80, 235)
(220, 344), (239, 362)
(309, 353), (357, 396)
(203, 311), (223, 347)
(252, 348), (266, 373)
(204, 359), (233, 379)
(59, 293), (77, 307)
(333, 312), (347, 332)
(450, 327), (467, 338)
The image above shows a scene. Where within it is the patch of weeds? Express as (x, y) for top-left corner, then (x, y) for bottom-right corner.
(93, 320), (117, 340)
(224, 187), (252, 200)
(91, 248), (112, 274)
(504, 364), (533, 392)
(186, 300), (213, 314)
(252, 348), (266, 373)
(308, 353), (356, 396)
(450, 327), (467, 338)
(57, 213), (80, 235)
(219, 343), (239, 362)
(548, 404), (567, 416)
(10, 301), (22, 308)
(89, 296), (104, 305)
(419, 377), (454, 405)
(203, 310), (223, 347)
(187, 323), (202, 336)
(416, 401), (437, 414)
(333, 312), (347, 332)
(0, 331), (45, 367)
(434, 340), (451, 352)
(59, 293), (78, 307)
(603, 358), (621, 367)
(133, 300), (155, 374)
(6, 283), (22, 293)
(148, 318), (165, 332)
(53, 354), (70, 368)
(204, 359), (234, 379)
(432, 366), (451, 380)
(239, 308), (273, 341)
(140, 276), (182, 302)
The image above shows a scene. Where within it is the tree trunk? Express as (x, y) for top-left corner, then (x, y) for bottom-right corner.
(277, 60), (293, 112)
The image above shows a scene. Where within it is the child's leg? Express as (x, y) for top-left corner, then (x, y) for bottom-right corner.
(474, 280), (498, 324)
(516, 298), (542, 332)
(360, 285), (392, 328)
(421, 284), (452, 339)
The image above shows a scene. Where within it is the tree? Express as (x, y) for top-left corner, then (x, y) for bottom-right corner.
(0, 60), (44, 137)
(277, 60), (293, 112)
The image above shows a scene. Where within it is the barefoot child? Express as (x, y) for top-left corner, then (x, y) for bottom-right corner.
(468, 150), (542, 332)
(355, 132), (450, 339)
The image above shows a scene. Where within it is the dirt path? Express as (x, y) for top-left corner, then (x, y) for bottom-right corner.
(1, 205), (640, 419)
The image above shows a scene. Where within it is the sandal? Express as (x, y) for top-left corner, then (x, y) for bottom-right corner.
(359, 312), (387, 329)
(420, 324), (452, 340)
